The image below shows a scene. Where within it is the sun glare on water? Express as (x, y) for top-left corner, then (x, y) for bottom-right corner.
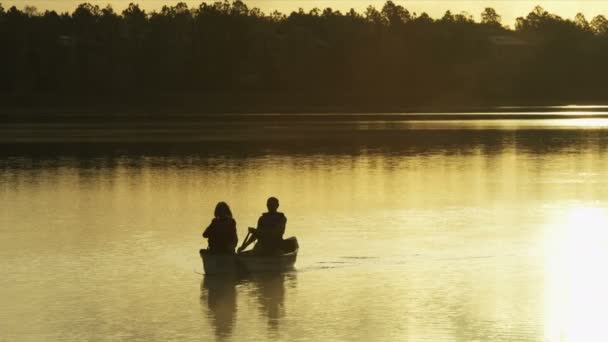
(545, 207), (608, 342)
(560, 118), (608, 128)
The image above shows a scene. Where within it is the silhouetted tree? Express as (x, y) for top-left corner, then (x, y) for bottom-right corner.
(574, 13), (591, 32)
(1, 1), (608, 111)
(481, 7), (501, 27)
(381, 1), (411, 26)
(441, 10), (454, 23)
(23, 5), (38, 17)
(591, 15), (608, 35)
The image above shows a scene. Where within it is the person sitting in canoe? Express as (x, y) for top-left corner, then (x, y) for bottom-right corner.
(241, 197), (286, 255)
(203, 202), (238, 254)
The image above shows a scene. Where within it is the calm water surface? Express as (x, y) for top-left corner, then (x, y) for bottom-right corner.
(3, 115), (608, 341)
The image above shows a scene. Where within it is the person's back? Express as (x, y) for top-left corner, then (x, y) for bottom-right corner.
(203, 202), (238, 254)
(253, 197), (286, 255)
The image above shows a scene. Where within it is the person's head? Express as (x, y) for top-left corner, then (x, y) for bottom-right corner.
(266, 197), (279, 213)
(214, 202), (232, 219)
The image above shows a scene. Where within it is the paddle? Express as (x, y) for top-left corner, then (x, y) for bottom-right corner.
(237, 227), (257, 253)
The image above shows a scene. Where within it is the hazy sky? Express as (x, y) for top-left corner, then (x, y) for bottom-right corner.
(5, 1), (608, 26)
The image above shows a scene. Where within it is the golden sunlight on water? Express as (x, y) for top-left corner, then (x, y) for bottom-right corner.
(558, 119), (608, 128)
(3, 118), (608, 341)
(545, 207), (608, 342)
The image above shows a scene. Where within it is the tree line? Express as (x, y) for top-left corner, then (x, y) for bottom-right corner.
(2, 1), (608, 111)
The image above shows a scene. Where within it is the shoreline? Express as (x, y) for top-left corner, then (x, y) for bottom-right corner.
(3, 111), (608, 124)
(2, 93), (608, 120)
(2, 103), (608, 123)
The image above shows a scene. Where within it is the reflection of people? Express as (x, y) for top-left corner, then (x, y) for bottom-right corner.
(203, 202), (238, 254)
(248, 197), (287, 255)
(250, 273), (294, 332)
(201, 275), (238, 339)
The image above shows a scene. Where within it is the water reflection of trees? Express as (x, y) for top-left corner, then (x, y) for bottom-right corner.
(3, 127), (608, 161)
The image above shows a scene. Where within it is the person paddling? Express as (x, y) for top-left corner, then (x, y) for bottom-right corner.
(203, 202), (238, 254)
(240, 197), (286, 255)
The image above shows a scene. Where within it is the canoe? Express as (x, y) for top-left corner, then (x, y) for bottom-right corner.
(238, 237), (299, 272)
(199, 249), (238, 275)
(200, 237), (299, 275)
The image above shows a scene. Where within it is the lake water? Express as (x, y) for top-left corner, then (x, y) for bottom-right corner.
(3, 113), (608, 341)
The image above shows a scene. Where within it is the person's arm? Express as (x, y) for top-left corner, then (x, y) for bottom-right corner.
(202, 219), (215, 238)
(279, 215), (286, 238)
(239, 220), (259, 252)
(251, 216), (264, 239)
(230, 220), (238, 250)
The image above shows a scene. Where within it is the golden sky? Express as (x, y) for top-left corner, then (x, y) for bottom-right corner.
(5, 1), (608, 26)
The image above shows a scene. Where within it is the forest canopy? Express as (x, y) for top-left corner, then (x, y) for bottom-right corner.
(2, 1), (608, 111)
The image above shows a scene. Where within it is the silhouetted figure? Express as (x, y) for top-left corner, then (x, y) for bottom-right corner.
(249, 197), (287, 255)
(203, 202), (238, 254)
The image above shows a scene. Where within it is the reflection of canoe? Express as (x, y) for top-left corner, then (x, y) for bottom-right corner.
(200, 237), (299, 275)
